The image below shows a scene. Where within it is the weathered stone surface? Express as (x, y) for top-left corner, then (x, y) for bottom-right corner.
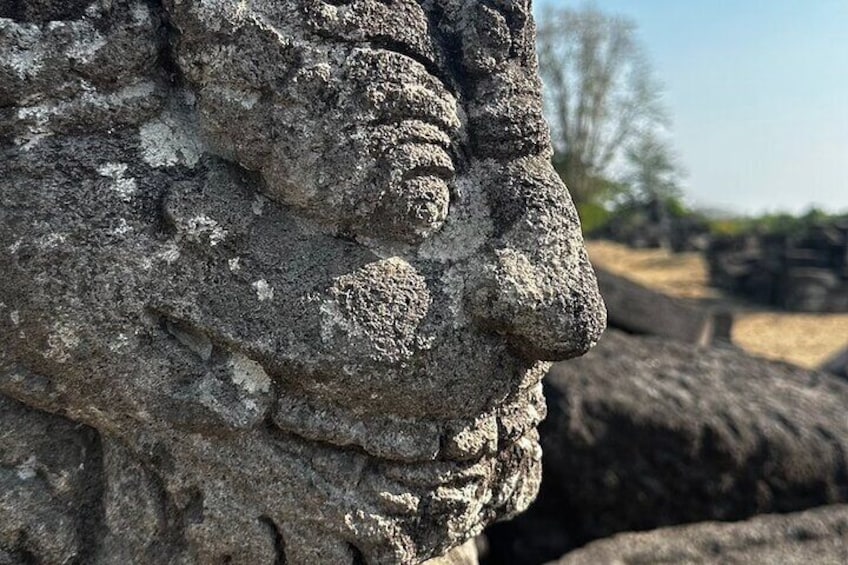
(0, 1), (605, 563)
(822, 345), (848, 380)
(485, 329), (848, 564)
(0, 395), (100, 565)
(424, 539), (478, 565)
(552, 504), (848, 565)
(595, 268), (732, 346)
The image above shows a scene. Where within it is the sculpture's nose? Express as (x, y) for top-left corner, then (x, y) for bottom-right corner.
(466, 157), (606, 361)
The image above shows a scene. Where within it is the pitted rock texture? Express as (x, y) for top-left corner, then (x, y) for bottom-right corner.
(0, 1), (605, 563)
(423, 540), (478, 565)
(485, 329), (848, 564)
(0, 395), (101, 565)
(552, 504), (848, 565)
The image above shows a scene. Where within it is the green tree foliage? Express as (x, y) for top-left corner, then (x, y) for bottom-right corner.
(621, 130), (683, 207)
(708, 208), (848, 237)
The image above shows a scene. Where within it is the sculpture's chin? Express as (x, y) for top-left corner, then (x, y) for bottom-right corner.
(282, 420), (545, 562)
(263, 385), (546, 561)
(136, 394), (543, 564)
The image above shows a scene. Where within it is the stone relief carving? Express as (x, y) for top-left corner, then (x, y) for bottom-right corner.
(0, 1), (605, 563)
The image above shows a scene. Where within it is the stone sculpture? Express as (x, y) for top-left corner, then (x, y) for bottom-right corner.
(0, 1), (605, 563)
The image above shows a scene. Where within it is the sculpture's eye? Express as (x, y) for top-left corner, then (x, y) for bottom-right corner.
(303, 0), (442, 70)
(340, 48), (459, 243)
(170, 0), (464, 245)
(291, 0), (461, 243)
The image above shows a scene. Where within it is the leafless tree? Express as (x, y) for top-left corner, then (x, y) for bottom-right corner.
(537, 4), (667, 206)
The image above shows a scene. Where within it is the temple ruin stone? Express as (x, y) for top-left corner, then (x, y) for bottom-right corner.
(553, 504), (848, 565)
(486, 329), (848, 564)
(0, 1), (605, 563)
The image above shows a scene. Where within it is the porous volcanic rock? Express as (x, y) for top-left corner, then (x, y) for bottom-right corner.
(0, 396), (100, 564)
(425, 539), (478, 565)
(0, 1), (605, 563)
(485, 329), (848, 564)
(552, 504), (848, 565)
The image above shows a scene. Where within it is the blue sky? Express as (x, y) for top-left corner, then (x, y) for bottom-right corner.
(534, 0), (848, 215)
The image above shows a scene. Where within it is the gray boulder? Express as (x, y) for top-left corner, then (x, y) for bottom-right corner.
(553, 504), (848, 565)
(485, 329), (848, 564)
(822, 345), (848, 380)
(595, 268), (732, 346)
(0, 1), (605, 563)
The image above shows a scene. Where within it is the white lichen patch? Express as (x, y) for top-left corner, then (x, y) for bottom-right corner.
(228, 257), (241, 272)
(10, 310), (21, 326)
(15, 106), (56, 149)
(108, 333), (132, 354)
(251, 194), (268, 216)
(7, 45), (44, 80)
(110, 218), (133, 236)
(7, 239), (23, 254)
(16, 103), (53, 137)
(98, 80), (157, 106)
(15, 81), (158, 149)
(177, 215), (227, 246)
(45, 323), (80, 364)
(156, 240), (181, 264)
(36, 232), (68, 250)
(65, 30), (107, 64)
(228, 352), (271, 394)
(1, 20), (44, 79)
(130, 1), (153, 25)
(97, 162), (138, 201)
(16, 456), (38, 481)
(139, 106), (203, 168)
(252, 279), (274, 301)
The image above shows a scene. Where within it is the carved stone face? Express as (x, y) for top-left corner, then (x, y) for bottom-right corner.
(0, 1), (604, 563)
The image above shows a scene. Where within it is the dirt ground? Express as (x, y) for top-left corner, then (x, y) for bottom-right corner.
(586, 240), (848, 369)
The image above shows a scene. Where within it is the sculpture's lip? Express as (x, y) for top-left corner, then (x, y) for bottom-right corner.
(270, 378), (547, 465)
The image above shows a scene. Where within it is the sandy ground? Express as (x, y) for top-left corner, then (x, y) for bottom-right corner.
(585, 240), (848, 369)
